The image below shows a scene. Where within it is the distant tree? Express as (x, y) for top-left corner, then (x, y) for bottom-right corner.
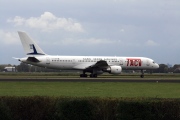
(173, 64), (180, 69)
(0, 64), (13, 72)
(173, 64), (180, 73)
(164, 66), (168, 73)
(174, 68), (180, 73)
(0, 66), (4, 71)
(168, 67), (174, 73)
(153, 64), (168, 73)
(17, 63), (30, 72)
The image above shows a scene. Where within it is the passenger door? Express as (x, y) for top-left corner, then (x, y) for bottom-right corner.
(46, 57), (50, 64)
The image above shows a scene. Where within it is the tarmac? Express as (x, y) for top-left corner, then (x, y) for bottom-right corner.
(0, 78), (180, 83)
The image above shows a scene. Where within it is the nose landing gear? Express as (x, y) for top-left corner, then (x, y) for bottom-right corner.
(140, 70), (144, 78)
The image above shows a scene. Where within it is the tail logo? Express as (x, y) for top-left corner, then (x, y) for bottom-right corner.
(30, 44), (34, 49)
(27, 44), (45, 55)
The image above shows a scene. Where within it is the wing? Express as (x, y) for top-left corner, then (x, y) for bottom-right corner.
(73, 60), (109, 70)
(85, 60), (109, 71)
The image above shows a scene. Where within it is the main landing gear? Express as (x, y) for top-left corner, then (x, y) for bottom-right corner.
(80, 71), (97, 78)
(80, 74), (88, 77)
(80, 73), (98, 78)
(90, 74), (97, 78)
(80, 70), (87, 77)
(140, 70), (144, 78)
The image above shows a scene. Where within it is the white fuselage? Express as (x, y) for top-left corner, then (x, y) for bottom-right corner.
(20, 55), (159, 70)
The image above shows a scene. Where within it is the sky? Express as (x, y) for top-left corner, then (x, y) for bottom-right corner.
(0, 0), (180, 65)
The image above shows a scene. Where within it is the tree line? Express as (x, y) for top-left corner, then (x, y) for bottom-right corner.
(152, 64), (180, 73)
(0, 63), (61, 72)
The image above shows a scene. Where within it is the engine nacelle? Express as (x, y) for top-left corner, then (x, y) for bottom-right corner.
(105, 66), (122, 74)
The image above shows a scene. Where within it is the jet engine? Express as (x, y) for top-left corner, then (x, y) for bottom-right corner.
(104, 66), (122, 74)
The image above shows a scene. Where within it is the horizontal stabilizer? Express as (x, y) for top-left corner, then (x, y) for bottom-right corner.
(12, 57), (21, 61)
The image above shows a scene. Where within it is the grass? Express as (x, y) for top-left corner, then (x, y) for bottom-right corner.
(0, 82), (179, 98)
(0, 73), (180, 98)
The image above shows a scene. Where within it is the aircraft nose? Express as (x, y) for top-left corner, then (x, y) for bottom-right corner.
(156, 64), (159, 69)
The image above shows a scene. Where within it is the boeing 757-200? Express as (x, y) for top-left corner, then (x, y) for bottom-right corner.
(15, 31), (159, 78)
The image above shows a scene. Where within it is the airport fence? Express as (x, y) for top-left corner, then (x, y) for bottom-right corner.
(0, 96), (179, 120)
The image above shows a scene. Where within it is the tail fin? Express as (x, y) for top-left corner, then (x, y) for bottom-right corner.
(18, 31), (46, 56)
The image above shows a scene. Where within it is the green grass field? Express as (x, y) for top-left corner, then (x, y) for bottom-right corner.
(0, 73), (180, 98)
(0, 82), (179, 98)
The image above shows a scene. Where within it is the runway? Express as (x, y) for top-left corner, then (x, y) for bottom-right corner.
(0, 78), (180, 83)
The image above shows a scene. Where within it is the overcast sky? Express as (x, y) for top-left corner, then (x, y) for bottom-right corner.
(1, 0), (180, 65)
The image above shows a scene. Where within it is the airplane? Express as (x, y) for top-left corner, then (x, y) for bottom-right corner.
(15, 31), (159, 78)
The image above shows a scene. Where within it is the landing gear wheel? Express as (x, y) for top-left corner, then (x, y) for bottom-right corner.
(93, 74), (97, 78)
(140, 75), (144, 78)
(90, 74), (93, 78)
(140, 70), (144, 78)
(80, 74), (88, 77)
(90, 74), (97, 78)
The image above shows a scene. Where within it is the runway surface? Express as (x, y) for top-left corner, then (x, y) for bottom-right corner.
(0, 78), (180, 83)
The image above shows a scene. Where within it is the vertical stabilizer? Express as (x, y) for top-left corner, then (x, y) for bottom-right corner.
(18, 31), (46, 56)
